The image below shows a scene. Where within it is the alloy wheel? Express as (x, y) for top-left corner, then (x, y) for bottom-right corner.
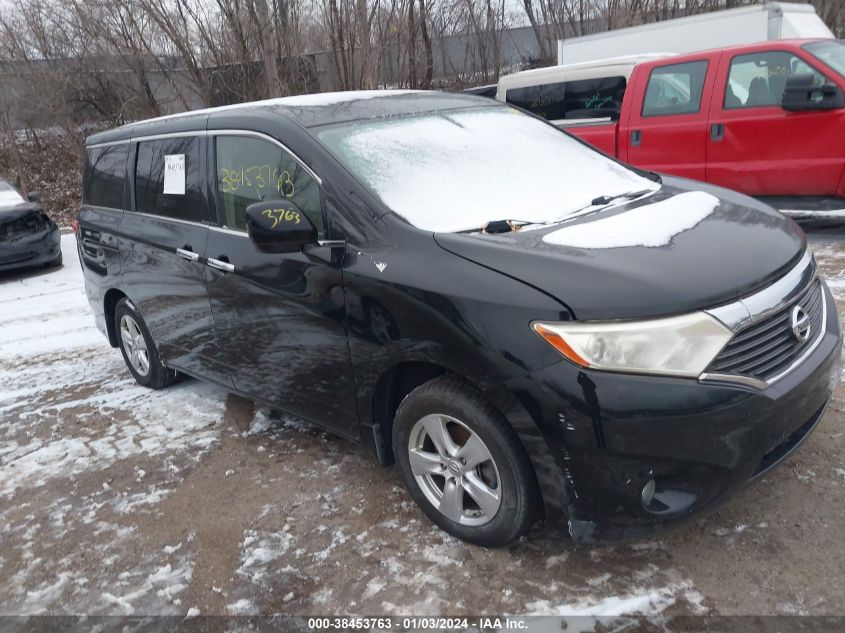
(407, 413), (501, 526)
(120, 314), (150, 376)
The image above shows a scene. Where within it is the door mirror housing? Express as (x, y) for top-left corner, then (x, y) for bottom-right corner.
(245, 200), (317, 253)
(27, 191), (41, 203)
(782, 73), (845, 112)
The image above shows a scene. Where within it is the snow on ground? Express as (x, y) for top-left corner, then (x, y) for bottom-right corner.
(1, 235), (223, 614)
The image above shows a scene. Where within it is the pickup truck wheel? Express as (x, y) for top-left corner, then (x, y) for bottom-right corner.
(393, 376), (539, 547)
(115, 298), (177, 389)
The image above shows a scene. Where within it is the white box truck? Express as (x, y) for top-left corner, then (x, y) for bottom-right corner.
(557, 2), (834, 65)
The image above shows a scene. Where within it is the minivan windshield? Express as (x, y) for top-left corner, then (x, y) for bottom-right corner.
(316, 106), (659, 233)
(804, 40), (845, 78)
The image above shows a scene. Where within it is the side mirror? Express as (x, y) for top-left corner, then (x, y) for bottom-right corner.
(245, 200), (316, 253)
(27, 191), (41, 203)
(782, 73), (845, 112)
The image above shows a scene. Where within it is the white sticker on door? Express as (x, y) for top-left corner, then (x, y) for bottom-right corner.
(163, 154), (186, 195)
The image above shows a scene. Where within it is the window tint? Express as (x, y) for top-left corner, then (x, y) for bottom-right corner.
(505, 76), (627, 120)
(134, 137), (206, 222)
(725, 51), (829, 109)
(642, 61), (708, 117)
(84, 144), (128, 209)
(215, 136), (323, 236)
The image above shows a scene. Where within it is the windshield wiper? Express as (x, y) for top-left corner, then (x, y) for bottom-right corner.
(589, 188), (653, 207)
(458, 219), (533, 234)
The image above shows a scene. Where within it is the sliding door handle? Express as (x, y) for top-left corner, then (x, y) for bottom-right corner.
(176, 247), (199, 262)
(207, 256), (235, 273)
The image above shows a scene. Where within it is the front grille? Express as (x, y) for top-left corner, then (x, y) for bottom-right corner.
(706, 278), (824, 381)
(0, 214), (46, 240)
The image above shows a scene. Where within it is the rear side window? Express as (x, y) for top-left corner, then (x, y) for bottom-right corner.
(505, 76), (627, 120)
(642, 61), (708, 117)
(84, 144), (128, 209)
(134, 137), (206, 222)
(214, 135), (324, 236)
(725, 51), (829, 109)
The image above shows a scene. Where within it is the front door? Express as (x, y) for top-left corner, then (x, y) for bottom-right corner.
(706, 47), (845, 197)
(119, 135), (227, 383)
(622, 57), (715, 181)
(203, 133), (358, 434)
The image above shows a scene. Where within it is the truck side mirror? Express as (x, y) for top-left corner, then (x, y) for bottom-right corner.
(782, 73), (845, 112)
(245, 200), (317, 254)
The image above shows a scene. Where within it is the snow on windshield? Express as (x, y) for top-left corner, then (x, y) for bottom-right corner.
(317, 107), (659, 233)
(542, 191), (720, 249)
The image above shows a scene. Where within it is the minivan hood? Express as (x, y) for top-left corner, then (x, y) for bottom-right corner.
(434, 178), (805, 320)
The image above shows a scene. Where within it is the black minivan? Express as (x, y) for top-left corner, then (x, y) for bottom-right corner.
(78, 91), (841, 546)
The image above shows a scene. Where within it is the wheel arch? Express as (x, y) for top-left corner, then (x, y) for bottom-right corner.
(103, 288), (128, 347)
(367, 361), (567, 525)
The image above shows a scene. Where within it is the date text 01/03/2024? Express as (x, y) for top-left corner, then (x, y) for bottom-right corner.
(306, 617), (528, 630)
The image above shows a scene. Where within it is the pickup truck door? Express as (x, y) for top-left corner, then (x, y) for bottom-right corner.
(621, 55), (718, 181)
(705, 46), (845, 197)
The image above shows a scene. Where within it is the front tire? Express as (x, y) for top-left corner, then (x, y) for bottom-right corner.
(392, 376), (539, 546)
(115, 298), (177, 389)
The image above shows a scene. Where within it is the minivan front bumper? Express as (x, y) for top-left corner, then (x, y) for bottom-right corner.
(525, 281), (841, 544)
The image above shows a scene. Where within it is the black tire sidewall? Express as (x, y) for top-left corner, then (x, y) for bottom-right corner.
(114, 298), (172, 389)
(393, 378), (537, 547)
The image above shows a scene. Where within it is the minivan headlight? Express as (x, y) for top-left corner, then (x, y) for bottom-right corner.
(532, 312), (733, 378)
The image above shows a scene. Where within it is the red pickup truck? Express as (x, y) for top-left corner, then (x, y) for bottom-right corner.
(500, 40), (845, 212)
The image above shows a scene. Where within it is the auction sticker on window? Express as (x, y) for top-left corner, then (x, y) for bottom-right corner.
(163, 154), (185, 195)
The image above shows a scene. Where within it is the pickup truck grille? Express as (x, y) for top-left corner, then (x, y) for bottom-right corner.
(706, 278), (824, 381)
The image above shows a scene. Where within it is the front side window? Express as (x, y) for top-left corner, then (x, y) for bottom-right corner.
(84, 144), (128, 209)
(214, 135), (323, 236)
(725, 51), (829, 109)
(642, 61), (708, 117)
(134, 137), (206, 222)
(505, 76), (627, 120)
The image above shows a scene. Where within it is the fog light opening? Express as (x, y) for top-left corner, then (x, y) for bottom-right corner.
(641, 478), (656, 507)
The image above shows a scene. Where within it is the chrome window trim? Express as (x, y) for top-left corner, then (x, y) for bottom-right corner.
(211, 129), (322, 185)
(123, 209), (208, 228)
(89, 128), (323, 233)
(699, 249), (826, 391)
(89, 129), (322, 185)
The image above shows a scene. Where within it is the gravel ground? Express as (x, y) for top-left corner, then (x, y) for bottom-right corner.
(1, 232), (843, 620)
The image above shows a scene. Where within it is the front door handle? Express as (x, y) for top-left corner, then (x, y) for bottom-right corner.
(710, 123), (725, 141)
(176, 247), (199, 262)
(207, 256), (235, 273)
(630, 129), (642, 146)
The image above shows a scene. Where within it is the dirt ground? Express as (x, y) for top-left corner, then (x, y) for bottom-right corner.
(1, 231), (844, 620)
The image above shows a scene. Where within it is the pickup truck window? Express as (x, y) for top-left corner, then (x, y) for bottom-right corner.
(505, 76), (627, 121)
(642, 61), (708, 117)
(804, 41), (845, 79)
(725, 51), (828, 109)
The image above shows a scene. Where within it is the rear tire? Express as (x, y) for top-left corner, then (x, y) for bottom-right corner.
(392, 376), (539, 547)
(114, 298), (177, 389)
